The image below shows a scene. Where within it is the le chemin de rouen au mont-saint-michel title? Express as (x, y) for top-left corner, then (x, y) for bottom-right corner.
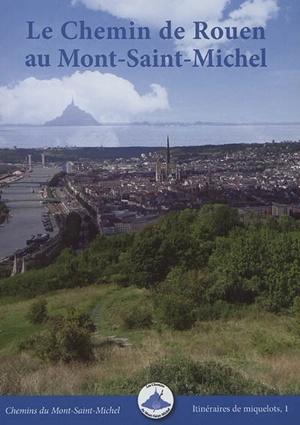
(25, 19), (268, 69)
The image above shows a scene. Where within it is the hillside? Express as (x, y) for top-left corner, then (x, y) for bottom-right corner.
(1, 284), (300, 395)
(1, 205), (300, 395)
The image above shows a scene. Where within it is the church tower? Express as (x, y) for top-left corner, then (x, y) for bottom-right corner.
(156, 158), (162, 182)
(166, 135), (171, 176)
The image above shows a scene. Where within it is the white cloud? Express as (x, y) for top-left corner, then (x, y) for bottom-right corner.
(72, 0), (279, 26)
(228, 0), (279, 26)
(0, 71), (169, 124)
(72, 0), (279, 54)
(71, 0), (229, 25)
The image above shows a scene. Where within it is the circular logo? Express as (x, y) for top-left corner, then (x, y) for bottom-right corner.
(138, 382), (174, 420)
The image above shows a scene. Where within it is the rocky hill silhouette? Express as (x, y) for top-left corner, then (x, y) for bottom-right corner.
(44, 100), (100, 126)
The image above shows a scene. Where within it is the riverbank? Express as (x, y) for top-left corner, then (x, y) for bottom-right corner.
(0, 171), (26, 186)
(0, 202), (9, 224)
(0, 166), (61, 259)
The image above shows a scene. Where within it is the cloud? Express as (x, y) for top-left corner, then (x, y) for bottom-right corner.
(71, 0), (229, 25)
(228, 0), (279, 26)
(71, 0), (279, 26)
(72, 0), (279, 54)
(0, 71), (169, 124)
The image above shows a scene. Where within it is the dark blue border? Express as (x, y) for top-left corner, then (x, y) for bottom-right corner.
(0, 396), (299, 424)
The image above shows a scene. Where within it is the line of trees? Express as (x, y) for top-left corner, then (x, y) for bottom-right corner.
(2, 204), (300, 329)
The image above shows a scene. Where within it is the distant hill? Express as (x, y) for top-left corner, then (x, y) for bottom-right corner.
(44, 100), (100, 126)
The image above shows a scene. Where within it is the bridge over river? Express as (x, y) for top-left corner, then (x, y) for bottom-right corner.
(3, 198), (61, 204)
(2, 181), (47, 187)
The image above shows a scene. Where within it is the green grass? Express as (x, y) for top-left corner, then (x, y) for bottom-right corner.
(0, 301), (44, 356)
(0, 285), (112, 356)
(1, 283), (300, 395)
(91, 286), (154, 338)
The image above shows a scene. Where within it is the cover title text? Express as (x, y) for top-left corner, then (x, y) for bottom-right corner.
(25, 20), (267, 69)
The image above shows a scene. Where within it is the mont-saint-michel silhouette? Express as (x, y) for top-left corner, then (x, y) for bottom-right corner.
(44, 100), (100, 126)
(141, 387), (171, 411)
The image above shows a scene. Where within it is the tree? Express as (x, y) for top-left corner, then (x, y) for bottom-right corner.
(193, 204), (241, 241)
(26, 298), (48, 324)
(207, 223), (300, 311)
(126, 226), (165, 288)
(47, 171), (66, 187)
(156, 268), (204, 330)
(21, 308), (96, 363)
(62, 212), (82, 248)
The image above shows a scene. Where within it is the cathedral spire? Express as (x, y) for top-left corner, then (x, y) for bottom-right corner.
(167, 135), (170, 163)
(166, 135), (170, 176)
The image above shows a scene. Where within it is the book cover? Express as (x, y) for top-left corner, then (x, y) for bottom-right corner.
(0, 0), (300, 424)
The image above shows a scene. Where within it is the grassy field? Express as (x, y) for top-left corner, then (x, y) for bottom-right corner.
(1, 283), (300, 395)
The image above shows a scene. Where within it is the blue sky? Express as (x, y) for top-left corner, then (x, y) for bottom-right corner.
(0, 0), (299, 124)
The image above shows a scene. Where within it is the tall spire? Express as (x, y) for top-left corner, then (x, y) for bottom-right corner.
(167, 135), (170, 164)
(166, 135), (170, 176)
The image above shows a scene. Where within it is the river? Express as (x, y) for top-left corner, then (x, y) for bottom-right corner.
(0, 166), (61, 259)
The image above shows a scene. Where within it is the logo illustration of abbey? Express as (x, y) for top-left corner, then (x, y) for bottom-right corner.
(141, 387), (171, 411)
(138, 382), (174, 419)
